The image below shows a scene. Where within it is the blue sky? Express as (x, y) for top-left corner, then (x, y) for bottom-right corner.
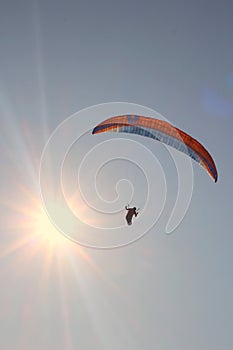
(1, 1), (233, 349)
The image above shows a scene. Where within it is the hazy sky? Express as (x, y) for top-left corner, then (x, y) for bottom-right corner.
(1, 0), (233, 349)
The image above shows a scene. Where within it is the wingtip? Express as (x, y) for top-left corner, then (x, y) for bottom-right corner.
(213, 172), (218, 183)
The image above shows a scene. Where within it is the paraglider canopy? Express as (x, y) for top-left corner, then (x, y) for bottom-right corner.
(92, 114), (218, 182)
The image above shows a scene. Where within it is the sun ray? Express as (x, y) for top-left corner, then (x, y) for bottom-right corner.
(56, 257), (74, 350)
(33, 0), (51, 143)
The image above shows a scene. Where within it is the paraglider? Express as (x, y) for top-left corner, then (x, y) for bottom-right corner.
(125, 205), (139, 225)
(92, 114), (218, 182)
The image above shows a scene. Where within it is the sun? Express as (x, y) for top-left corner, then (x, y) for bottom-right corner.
(1, 184), (108, 290)
(0, 185), (79, 263)
(29, 201), (68, 247)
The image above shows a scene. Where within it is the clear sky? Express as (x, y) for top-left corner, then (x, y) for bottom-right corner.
(1, 0), (233, 349)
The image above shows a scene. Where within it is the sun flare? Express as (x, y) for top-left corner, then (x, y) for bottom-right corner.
(1, 184), (107, 291)
(0, 186), (78, 262)
(30, 202), (68, 247)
